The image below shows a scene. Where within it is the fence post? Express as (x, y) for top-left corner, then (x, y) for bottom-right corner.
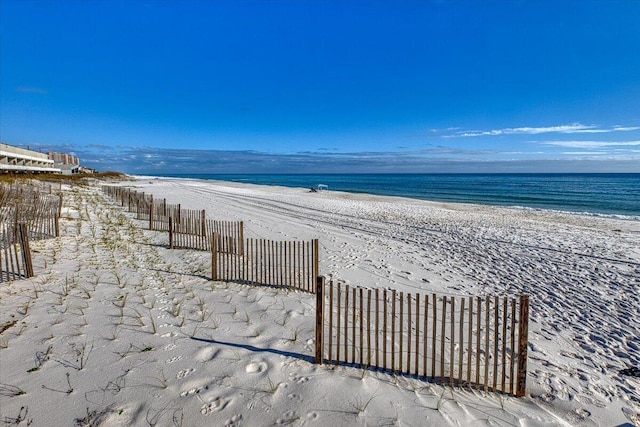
(0, 228), (4, 283)
(516, 295), (530, 397)
(201, 210), (206, 237)
(239, 221), (245, 256)
(168, 217), (174, 249)
(211, 233), (218, 281)
(315, 276), (325, 364)
(13, 204), (19, 239)
(149, 199), (154, 230)
(313, 239), (319, 293)
(18, 223), (34, 278)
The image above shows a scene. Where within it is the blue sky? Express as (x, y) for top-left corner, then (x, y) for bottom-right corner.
(1, 0), (639, 174)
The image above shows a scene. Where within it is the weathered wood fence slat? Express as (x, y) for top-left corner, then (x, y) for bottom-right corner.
(149, 201), (181, 231)
(101, 186), (243, 253)
(315, 277), (529, 396)
(212, 237), (319, 294)
(0, 224), (34, 282)
(101, 186), (152, 216)
(169, 216), (244, 253)
(1, 183), (62, 240)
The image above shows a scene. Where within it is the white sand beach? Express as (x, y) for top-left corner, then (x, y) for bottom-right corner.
(1, 176), (639, 426)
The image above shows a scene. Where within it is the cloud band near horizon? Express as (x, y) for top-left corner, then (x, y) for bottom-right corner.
(10, 143), (638, 175)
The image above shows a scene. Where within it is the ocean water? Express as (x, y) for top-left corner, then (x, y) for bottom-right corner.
(161, 173), (640, 218)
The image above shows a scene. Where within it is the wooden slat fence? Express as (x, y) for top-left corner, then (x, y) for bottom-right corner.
(101, 186), (245, 253)
(0, 183), (62, 240)
(101, 185), (127, 208)
(169, 214), (244, 253)
(315, 277), (529, 396)
(148, 200), (181, 231)
(101, 186), (152, 215)
(135, 194), (154, 221)
(102, 185), (182, 228)
(0, 223), (34, 282)
(17, 193), (62, 240)
(213, 237), (319, 294)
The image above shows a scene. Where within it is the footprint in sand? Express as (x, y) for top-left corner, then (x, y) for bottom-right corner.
(224, 414), (242, 426)
(200, 397), (231, 415)
(164, 343), (177, 351)
(176, 368), (194, 379)
(245, 361), (267, 374)
(195, 347), (219, 362)
(539, 392), (555, 402)
(180, 382), (211, 397)
(575, 394), (606, 408)
(275, 410), (298, 425)
(166, 356), (183, 364)
(622, 407), (640, 425)
(288, 373), (309, 384)
(181, 387), (199, 397)
(287, 393), (302, 402)
(567, 408), (591, 424)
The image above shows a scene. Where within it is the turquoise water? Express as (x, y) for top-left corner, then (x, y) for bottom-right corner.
(160, 174), (640, 218)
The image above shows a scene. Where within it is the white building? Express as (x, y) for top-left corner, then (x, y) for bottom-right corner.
(0, 143), (61, 174)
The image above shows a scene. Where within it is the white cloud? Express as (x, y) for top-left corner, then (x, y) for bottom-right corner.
(613, 126), (640, 132)
(449, 124), (640, 138)
(542, 141), (640, 149)
(568, 126), (640, 134)
(566, 129), (610, 134)
(453, 123), (595, 137)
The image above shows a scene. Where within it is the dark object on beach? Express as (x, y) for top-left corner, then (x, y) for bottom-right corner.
(310, 188), (317, 193)
(620, 367), (640, 377)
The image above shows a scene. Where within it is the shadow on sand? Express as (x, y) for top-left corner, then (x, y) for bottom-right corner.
(190, 336), (315, 364)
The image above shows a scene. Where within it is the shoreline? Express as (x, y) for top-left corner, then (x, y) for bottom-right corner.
(133, 174), (640, 234)
(134, 174), (640, 222)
